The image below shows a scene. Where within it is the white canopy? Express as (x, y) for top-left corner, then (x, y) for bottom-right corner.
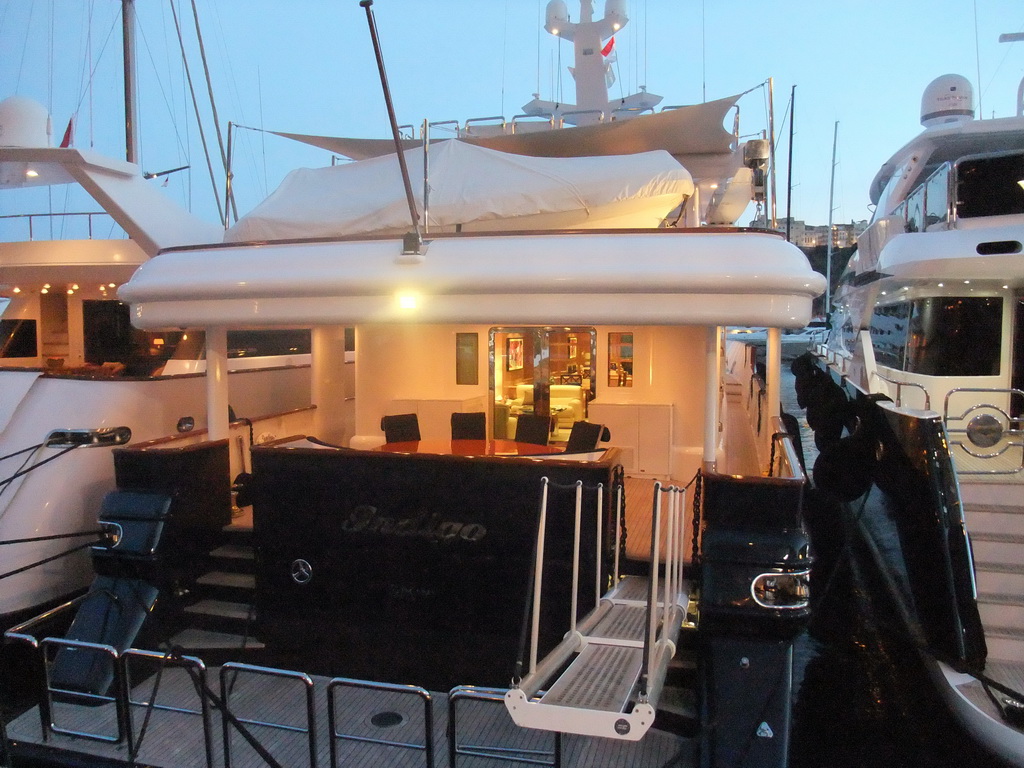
(225, 142), (693, 242)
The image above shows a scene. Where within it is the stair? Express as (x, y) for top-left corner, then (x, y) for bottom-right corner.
(963, 502), (1024, 662)
(166, 516), (265, 662)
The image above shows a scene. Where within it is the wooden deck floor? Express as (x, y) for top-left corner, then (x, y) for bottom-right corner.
(6, 665), (694, 767)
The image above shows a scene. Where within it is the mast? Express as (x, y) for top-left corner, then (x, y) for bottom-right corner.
(826, 121), (839, 312)
(122, 0), (140, 164)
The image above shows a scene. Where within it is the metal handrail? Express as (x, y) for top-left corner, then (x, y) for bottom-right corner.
(41, 636), (127, 744)
(220, 663), (316, 768)
(870, 371), (931, 409)
(123, 648), (214, 768)
(0, 211), (121, 240)
(943, 387), (1024, 473)
(326, 678), (433, 768)
(449, 686), (560, 767)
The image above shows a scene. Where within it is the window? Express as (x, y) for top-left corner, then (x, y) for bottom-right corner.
(456, 332), (479, 385)
(0, 319), (37, 358)
(608, 332), (633, 387)
(956, 152), (1024, 219)
(906, 297), (1001, 376)
(870, 303), (910, 369)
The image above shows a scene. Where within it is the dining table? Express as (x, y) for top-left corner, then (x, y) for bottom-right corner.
(375, 439), (563, 457)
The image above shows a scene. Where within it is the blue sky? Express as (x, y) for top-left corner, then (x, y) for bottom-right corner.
(2, 0), (1023, 231)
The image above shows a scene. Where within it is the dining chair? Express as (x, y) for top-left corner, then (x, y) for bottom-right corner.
(514, 413), (551, 446)
(564, 421), (611, 453)
(381, 413), (421, 443)
(451, 411), (487, 440)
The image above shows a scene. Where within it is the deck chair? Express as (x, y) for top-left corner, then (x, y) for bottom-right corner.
(381, 413), (421, 443)
(563, 421), (611, 453)
(515, 413), (551, 446)
(451, 411), (487, 440)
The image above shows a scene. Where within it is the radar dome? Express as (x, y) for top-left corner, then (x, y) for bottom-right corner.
(546, 1), (568, 34)
(0, 96), (52, 147)
(920, 75), (974, 128)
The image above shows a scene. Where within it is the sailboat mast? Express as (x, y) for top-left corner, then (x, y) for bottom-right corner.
(826, 120), (838, 311)
(122, 0), (140, 164)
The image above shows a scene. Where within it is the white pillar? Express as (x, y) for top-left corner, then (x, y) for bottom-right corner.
(206, 326), (230, 441)
(311, 326), (350, 443)
(767, 327), (782, 425)
(703, 326), (721, 470)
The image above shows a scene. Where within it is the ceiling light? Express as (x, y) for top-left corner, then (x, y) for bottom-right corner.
(25, 169), (38, 178)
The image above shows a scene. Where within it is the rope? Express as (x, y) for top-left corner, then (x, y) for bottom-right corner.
(0, 444), (79, 489)
(0, 538), (104, 582)
(0, 529), (108, 546)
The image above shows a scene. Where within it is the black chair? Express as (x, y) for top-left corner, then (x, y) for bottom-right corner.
(451, 411), (487, 440)
(564, 421), (611, 453)
(514, 413), (551, 446)
(381, 413), (420, 443)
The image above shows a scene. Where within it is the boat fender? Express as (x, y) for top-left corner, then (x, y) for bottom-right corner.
(805, 384), (849, 450)
(812, 433), (875, 501)
(232, 472), (254, 508)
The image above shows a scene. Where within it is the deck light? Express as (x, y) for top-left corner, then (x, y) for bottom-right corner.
(25, 169), (38, 178)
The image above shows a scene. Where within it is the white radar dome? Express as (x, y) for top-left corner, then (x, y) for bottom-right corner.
(920, 75), (975, 129)
(605, 0), (628, 29)
(0, 96), (52, 147)
(546, 1), (568, 34)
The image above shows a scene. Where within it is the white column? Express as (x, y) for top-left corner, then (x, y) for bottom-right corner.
(703, 326), (721, 470)
(206, 326), (230, 441)
(767, 327), (782, 425)
(311, 326), (350, 443)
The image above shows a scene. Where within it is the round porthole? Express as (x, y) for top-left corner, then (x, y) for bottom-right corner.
(966, 413), (1003, 448)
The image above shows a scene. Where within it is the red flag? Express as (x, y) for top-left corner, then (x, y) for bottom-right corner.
(601, 36), (615, 57)
(59, 116), (74, 148)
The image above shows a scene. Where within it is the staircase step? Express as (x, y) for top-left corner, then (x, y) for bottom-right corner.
(210, 544), (254, 561)
(197, 571), (255, 590)
(184, 599), (253, 622)
(167, 628), (265, 651)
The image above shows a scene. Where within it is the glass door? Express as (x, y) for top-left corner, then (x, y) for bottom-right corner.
(490, 327), (596, 441)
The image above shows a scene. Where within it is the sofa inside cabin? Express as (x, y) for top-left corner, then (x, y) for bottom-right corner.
(503, 383), (585, 439)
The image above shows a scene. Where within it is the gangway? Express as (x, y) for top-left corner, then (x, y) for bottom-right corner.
(504, 477), (695, 741)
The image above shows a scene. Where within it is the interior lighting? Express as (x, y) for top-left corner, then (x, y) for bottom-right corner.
(66, 289), (74, 295)
(43, 283), (50, 289)
(71, 284), (79, 290)
(25, 169), (38, 178)
(40, 288), (48, 294)
(108, 283), (116, 288)
(12, 287), (20, 294)
(398, 293), (418, 310)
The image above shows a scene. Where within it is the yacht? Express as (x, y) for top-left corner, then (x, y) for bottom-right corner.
(803, 71), (1024, 765)
(0, 101), (314, 625)
(2, 2), (826, 765)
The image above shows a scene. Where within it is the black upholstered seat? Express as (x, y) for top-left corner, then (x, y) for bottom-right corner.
(381, 413), (421, 443)
(514, 413), (551, 446)
(451, 411), (487, 440)
(564, 421), (610, 453)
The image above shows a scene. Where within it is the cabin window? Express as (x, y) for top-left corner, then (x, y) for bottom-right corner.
(456, 332), (479, 385)
(608, 332), (633, 387)
(870, 303), (910, 369)
(905, 297), (1002, 376)
(0, 319), (38, 358)
(169, 329), (312, 361)
(956, 152), (1024, 219)
(923, 163), (950, 228)
(83, 300), (187, 375)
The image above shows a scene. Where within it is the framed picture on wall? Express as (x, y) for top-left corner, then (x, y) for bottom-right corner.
(507, 337), (524, 371)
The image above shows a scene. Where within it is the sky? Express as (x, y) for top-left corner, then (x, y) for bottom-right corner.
(2, 0), (1024, 232)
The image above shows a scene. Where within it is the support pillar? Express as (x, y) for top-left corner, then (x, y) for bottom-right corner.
(206, 327), (229, 441)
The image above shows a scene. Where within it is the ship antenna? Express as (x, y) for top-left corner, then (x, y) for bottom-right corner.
(359, 0), (423, 258)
